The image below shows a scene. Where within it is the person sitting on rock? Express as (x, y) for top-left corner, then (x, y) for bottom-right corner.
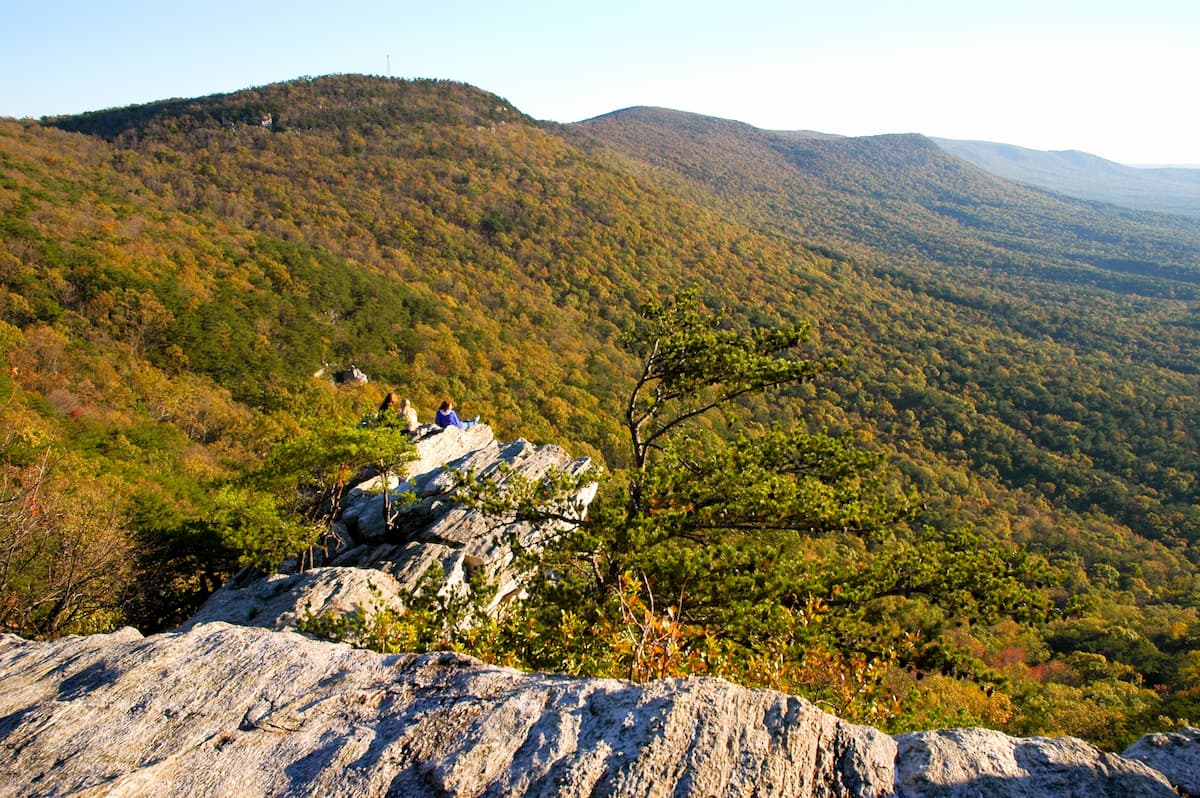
(379, 392), (400, 414)
(435, 399), (478, 430)
(398, 398), (420, 433)
(359, 391), (401, 428)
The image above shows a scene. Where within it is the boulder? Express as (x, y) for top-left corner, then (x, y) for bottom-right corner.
(895, 727), (1176, 797)
(1124, 727), (1200, 796)
(180, 567), (406, 632)
(332, 365), (369, 384)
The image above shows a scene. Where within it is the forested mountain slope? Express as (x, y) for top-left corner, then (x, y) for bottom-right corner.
(4, 75), (1200, 746)
(1, 76), (862, 631)
(576, 105), (1200, 543)
(933, 137), (1200, 218)
(38, 79), (857, 456)
(576, 107), (1200, 289)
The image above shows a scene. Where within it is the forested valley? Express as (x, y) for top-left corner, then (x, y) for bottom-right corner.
(4, 74), (1200, 749)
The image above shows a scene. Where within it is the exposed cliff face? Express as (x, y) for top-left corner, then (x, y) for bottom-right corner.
(186, 424), (595, 634)
(0, 431), (1195, 797)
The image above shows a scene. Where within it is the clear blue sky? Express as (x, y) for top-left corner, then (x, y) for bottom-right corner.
(3, 0), (1198, 165)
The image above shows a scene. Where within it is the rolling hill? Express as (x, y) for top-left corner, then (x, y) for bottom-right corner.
(933, 137), (1200, 218)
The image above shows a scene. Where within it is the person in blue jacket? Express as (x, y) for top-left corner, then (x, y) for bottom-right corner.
(435, 399), (478, 429)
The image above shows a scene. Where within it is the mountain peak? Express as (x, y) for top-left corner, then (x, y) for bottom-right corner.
(47, 74), (532, 141)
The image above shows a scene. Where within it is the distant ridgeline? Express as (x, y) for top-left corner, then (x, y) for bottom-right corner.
(933, 137), (1200, 218)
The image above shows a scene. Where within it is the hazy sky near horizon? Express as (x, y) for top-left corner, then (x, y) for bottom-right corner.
(3, 0), (1197, 165)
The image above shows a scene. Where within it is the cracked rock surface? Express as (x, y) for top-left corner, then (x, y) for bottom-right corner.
(0, 624), (1183, 798)
(1, 623), (898, 797)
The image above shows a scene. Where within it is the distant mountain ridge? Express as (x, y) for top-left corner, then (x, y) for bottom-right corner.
(575, 106), (1200, 294)
(933, 137), (1200, 217)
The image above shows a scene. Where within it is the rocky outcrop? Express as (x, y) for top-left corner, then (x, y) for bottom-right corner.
(180, 566), (408, 632)
(0, 430), (1195, 796)
(0, 623), (1183, 798)
(188, 424), (595, 632)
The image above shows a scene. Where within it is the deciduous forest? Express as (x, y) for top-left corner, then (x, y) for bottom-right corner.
(4, 74), (1200, 749)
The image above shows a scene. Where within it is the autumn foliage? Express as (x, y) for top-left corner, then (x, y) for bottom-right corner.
(2, 75), (1200, 748)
